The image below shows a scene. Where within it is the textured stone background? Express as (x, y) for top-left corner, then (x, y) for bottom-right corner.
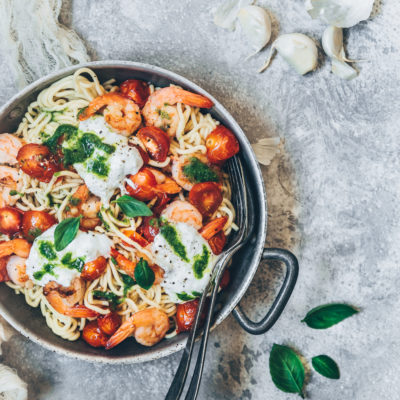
(1, 0), (399, 399)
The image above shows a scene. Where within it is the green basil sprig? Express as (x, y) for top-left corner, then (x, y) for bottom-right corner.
(269, 344), (305, 398)
(134, 258), (155, 290)
(54, 217), (81, 251)
(301, 303), (358, 329)
(112, 195), (152, 218)
(312, 355), (340, 380)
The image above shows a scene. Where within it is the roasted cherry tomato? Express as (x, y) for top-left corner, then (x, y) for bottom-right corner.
(206, 125), (239, 164)
(98, 312), (121, 336)
(22, 210), (56, 241)
(219, 268), (230, 289)
(199, 216), (228, 240)
(209, 230), (227, 255)
(120, 79), (150, 108)
(189, 182), (223, 218)
(81, 256), (108, 281)
(17, 144), (59, 182)
(152, 192), (170, 216)
(129, 144), (150, 165)
(122, 229), (150, 248)
(0, 207), (23, 236)
(125, 168), (157, 201)
(176, 299), (199, 332)
(139, 216), (160, 243)
(137, 126), (170, 162)
(82, 320), (109, 348)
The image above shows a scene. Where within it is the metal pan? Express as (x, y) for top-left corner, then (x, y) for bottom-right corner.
(0, 61), (298, 363)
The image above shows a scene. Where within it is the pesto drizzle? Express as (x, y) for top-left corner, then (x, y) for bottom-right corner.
(192, 245), (210, 279)
(160, 222), (189, 262)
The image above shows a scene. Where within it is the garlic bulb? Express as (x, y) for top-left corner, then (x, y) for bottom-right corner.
(305, 0), (375, 28)
(251, 137), (281, 166)
(213, 0), (251, 31)
(237, 6), (272, 55)
(322, 26), (358, 80)
(259, 33), (318, 75)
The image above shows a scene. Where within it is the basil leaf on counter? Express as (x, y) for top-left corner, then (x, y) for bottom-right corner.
(112, 195), (152, 218)
(301, 303), (358, 329)
(269, 344), (305, 398)
(311, 355), (340, 380)
(54, 217), (81, 251)
(134, 258), (155, 290)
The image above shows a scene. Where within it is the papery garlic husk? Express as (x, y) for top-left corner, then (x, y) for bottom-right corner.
(213, 0), (252, 31)
(322, 26), (358, 80)
(0, 364), (28, 400)
(259, 33), (318, 75)
(305, 0), (375, 28)
(238, 5), (272, 55)
(251, 137), (281, 166)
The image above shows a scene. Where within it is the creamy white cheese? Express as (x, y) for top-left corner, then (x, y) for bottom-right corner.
(26, 225), (112, 287)
(152, 222), (218, 303)
(74, 116), (143, 206)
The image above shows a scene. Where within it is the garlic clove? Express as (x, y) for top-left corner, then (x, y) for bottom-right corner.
(237, 5), (272, 55)
(331, 58), (358, 80)
(305, 0), (375, 28)
(322, 26), (355, 62)
(251, 137), (281, 166)
(213, 0), (252, 31)
(259, 33), (318, 75)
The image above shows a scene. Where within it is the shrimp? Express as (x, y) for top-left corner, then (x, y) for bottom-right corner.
(142, 87), (214, 137)
(105, 308), (169, 349)
(0, 134), (23, 165)
(0, 166), (22, 207)
(110, 248), (164, 285)
(0, 239), (31, 286)
(147, 167), (181, 195)
(79, 93), (142, 136)
(44, 278), (98, 318)
(0, 238), (31, 259)
(6, 255), (30, 287)
(161, 200), (203, 230)
(171, 155), (208, 191)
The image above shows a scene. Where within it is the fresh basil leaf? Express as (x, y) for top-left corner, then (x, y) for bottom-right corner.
(112, 195), (152, 218)
(269, 344), (305, 398)
(92, 290), (122, 307)
(176, 292), (197, 301)
(134, 258), (155, 290)
(301, 303), (358, 329)
(312, 355), (340, 380)
(54, 217), (81, 251)
(121, 273), (135, 296)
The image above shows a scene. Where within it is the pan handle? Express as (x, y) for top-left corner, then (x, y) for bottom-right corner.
(232, 248), (298, 335)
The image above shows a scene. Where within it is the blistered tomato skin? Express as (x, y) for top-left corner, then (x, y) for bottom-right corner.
(120, 79), (150, 108)
(82, 320), (109, 348)
(140, 216), (160, 243)
(98, 312), (121, 336)
(176, 299), (199, 332)
(208, 230), (226, 255)
(206, 126), (240, 164)
(17, 144), (59, 182)
(189, 182), (223, 218)
(81, 256), (108, 281)
(125, 168), (157, 201)
(137, 126), (170, 162)
(0, 207), (23, 235)
(22, 210), (56, 241)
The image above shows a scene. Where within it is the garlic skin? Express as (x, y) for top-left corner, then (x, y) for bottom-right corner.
(237, 6), (272, 55)
(259, 33), (318, 75)
(251, 137), (281, 166)
(322, 26), (358, 80)
(213, 0), (251, 31)
(305, 0), (375, 28)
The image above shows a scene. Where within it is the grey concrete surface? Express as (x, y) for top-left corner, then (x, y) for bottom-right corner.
(1, 0), (399, 399)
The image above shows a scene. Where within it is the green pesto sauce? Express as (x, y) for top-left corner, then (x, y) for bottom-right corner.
(39, 241), (57, 260)
(160, 223), (189, 262)
(86, 155), (109, 177)
(61, 252), (85, 272)
(33, 263), (56, 281)
(192, 245), (210, 279)
(183, 157), (219, 183)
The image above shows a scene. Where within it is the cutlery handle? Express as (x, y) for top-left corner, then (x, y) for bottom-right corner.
(232, 248), (298, 335)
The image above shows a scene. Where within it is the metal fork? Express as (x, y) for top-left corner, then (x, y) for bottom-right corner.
(165, 156), (250, 400)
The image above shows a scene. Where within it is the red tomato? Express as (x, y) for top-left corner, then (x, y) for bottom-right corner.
(22, 210), (56, 241)
(176, 299), (199, 332)
(122, 229), (150, 248)
(189, 182), (223, 218)
(81, 256), (108, 281)
(199, 216), (228, 240)
(137, 126), (170, 162)
(208, 230), (226, 256)
(125, 168), (157, 201)
(0, 256), (10, 282)
(82, 320), (109, 348)
(206, 126), (239, 164)
(152, 192), (170, 216)
(17, 144), (59, 182)
(98, 312), (121, 336)
(219, 268), (230, 289)
(0, 207), (23, 235)
(120, 79), (150, 108)
(139, 216), (160, 242)
(130, 144), (150, 165)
